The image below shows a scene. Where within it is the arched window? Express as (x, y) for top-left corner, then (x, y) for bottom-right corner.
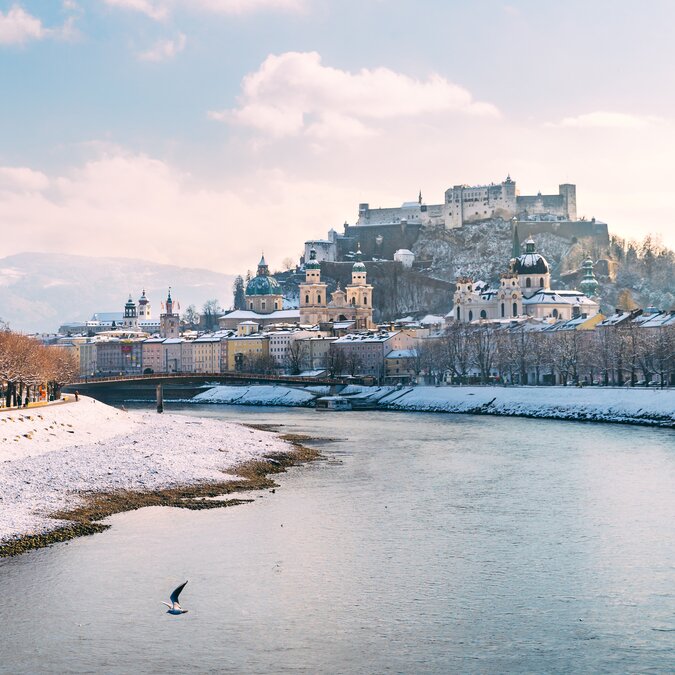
(261, 301), (266, 311)
(552, 308), (558, 318)
(305, 294), (309, 304)
(363, 296), (367, 306)
(539, 277), (544, 287)
(317, 294), (321, 304)
(351, 297), (356, 306)
(249, 302), (253, 310)
(480, 310), (487, 319)
(468, 310), (473, 322)
(526, 278), (531, 288)
(501, 303), (505, 318)
(512, 302), (518, 317)
(274, 302), (278, 310)
(456, 306), (461, 321)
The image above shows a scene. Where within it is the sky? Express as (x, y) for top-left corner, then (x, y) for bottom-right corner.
(1, 0), (674, 275)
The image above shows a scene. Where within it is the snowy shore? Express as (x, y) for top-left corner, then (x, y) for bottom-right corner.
(194, 384), (675, 427)
(0, 397), (295, 549)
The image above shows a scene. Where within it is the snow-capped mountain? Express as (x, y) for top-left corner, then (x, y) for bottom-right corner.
(0, 252), (236, 333)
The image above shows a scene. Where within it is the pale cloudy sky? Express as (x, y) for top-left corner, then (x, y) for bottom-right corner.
(1, 0), (674, 274)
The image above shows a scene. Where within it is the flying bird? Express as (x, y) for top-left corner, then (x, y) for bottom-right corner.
(162, 581), (189, 615)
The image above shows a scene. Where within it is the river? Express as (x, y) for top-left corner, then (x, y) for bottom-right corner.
(0, 406), (673, 674)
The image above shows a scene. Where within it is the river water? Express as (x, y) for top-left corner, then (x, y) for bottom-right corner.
(0, 406), (674, 674)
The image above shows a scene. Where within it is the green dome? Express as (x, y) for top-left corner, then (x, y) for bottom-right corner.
(352, 261), (366, 272)
(246, 274), (281, 296)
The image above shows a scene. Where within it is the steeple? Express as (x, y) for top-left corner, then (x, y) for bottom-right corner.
(165, 287), (173, 315)
(257, 254), (269, 277)
(418, 189), (422, 205)
(511, 218), (520, 258)
(579, 257), (599, 297)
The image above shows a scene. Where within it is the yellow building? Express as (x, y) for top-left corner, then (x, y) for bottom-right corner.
(226, 326), (269, 372)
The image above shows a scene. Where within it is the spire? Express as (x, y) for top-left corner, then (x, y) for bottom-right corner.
(354, 243), (363, 262)
(257, 253), (269, 276)
(511, 218), (520, 258)
(418, 189), (422, 205)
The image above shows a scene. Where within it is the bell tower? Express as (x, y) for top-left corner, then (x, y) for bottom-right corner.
(299, 249), (328, 325)
(345, 246), (373, 329)
(160, 288), (179, 338)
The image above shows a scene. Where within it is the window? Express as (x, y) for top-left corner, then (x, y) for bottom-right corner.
(480, 310), (487, 319)
(305, 294), (310, 304)
(456, 306), (461, 321)
(512, 302), (518, 317)
(526, 278), (531, 288)
(501, 302), (505, 318)
(539, 277), (544, 287)
(317, 295), (321, 304)
(552, 309), (559, 318)
(468, 310), (473, 321)
(363, 296), (367, 305)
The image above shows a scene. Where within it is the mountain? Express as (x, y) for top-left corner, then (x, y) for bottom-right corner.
(0, 252), (236, 333)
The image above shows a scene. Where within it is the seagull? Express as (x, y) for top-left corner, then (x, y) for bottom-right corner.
(162, 581), (189, 615)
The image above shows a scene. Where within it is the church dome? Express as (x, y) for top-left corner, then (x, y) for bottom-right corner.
(352, 260), (366, 272)
(512, 238), (549, 274)
(246, 274), (281, 296)
(125, 295), (136, 310)
(246, 255), (281, 296)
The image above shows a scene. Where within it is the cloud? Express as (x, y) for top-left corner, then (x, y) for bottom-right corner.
(138, 32), (186, 61)
(101, 0), (304, 20)
(0, 150), (360, 273)
(0, 4), (78, 46)
(546, 111), (663, 130)
(210, 51), (500, 140)
(102, 0), (169, 20)
(0, 167), (50, 192)
(0, 5), (46, 44)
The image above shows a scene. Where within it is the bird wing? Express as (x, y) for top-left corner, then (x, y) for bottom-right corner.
(170, 580), (188, 605)
(161, 602), (172, 609)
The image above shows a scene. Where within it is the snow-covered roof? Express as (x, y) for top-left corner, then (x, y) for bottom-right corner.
(334, 331), (399, 344)
(419, 314), (444, 325)
(522, 290), (596, 306)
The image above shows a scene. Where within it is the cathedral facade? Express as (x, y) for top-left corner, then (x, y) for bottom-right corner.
(299, 249), (374, 329)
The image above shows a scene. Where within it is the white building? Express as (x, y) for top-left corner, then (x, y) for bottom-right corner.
(453, 238), (599, 323)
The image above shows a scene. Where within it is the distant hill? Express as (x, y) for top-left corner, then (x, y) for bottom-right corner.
(0, 252), (235, 333)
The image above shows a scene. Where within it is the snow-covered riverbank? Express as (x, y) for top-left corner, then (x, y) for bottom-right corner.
(194, 384), (675, 427)
(0, 397), (296, 550)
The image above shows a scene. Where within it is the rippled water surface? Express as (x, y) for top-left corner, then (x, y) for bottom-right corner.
(1, 407), (674, 674)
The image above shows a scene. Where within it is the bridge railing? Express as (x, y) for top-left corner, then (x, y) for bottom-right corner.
(68, 371), (367, 386)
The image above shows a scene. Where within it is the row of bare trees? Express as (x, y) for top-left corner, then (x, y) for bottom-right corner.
(0, 329), (79, 407)
(415, 321), (674, 387)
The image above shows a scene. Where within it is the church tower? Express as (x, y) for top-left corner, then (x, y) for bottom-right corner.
(123, 295), (138, 329)
(138, 289), (151, 320)
(160, 288), (179, 338)
(345, 246), (373, 329)
(299, 249), (328, 325)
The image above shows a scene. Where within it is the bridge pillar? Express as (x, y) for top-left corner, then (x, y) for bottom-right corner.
(156, 384), (164, 413)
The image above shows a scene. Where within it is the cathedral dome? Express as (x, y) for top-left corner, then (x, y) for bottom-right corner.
(352, 260), (366, 272)
(512, 238), (549, 274)
(246, 274), (281, 296)
(246, 254), (281, 296)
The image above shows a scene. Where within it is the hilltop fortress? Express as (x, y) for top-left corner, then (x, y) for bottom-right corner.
(305, 177), (609, 263)
(357, 176), (578, 229)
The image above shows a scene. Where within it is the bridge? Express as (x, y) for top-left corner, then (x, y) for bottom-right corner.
(63, 371), (372, 403)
